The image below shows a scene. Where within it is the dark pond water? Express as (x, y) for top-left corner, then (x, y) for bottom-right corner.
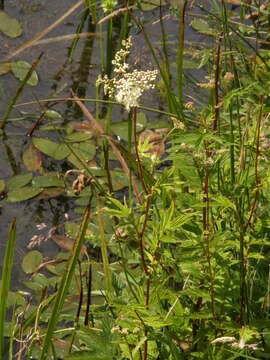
(0, 0), (207, 287)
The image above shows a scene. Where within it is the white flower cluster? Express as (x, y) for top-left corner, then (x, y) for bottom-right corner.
(96, 36), (158, 112)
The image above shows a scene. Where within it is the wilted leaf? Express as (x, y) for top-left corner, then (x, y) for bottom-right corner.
(22, 251), (43, 274)
(33, 137), (70, 160)
(38, 187), (64, 200)
(6, 173), (33, 190)
(32, 174), (64, 188)
(0, 11), (22, 38)
(7, 187), (42, 202)
(52, 234), (87, 256)
(11, 61), (38, 86)
(23, 144), (42, 171)
(0, 62), (11, 75)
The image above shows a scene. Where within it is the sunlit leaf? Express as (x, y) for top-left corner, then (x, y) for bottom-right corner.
(11, 61), (38, 86)
(22, 251), (43, 274)
(0, 11), (22, 38)
(44, 110), (62, 120)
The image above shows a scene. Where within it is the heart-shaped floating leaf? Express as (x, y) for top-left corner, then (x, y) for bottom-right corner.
(6, 173), (33, 191)
(7, 187), (42, 202)
(33, 137), (70, 160)
(0, 179), (5, 194)
(22, 251), (43, 274)
(32, 174), (64, 188)
(0, 62), (11, 76)
(23, 144), (42, 171)
(0, 11), (22, 38)
(11, 61), (38, 86)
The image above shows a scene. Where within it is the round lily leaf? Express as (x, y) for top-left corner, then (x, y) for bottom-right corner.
(7, 187), (42, 202)
(11, 61), (38, 86)
(23, 144), (42, 171)
(33, 137), (70, 160)
(6, 173), (33, 190)
(22, 251), (43, 274)
(0, 11), (22, 38)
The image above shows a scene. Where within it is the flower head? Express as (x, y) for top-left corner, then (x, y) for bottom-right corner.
(97, 36), (158, 111)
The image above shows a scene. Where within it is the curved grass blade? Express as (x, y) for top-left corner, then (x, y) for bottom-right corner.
(40, 196), (93, 360)
(0, 218), (16, 359)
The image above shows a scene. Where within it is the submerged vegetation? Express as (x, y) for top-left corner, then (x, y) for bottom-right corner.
(1, 0), (270, 358)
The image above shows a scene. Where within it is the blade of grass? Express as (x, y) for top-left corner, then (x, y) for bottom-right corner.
(0, 218), (16, 360)
(40, 196), (93, 359)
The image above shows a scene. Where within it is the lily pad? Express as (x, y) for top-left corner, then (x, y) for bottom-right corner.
(22, 251), (43, 274)
(0, 62), (11, 76)
(23, 144), (42, 171)
(32, 174), (64, 188)
(7, 187), (42, 202)
(33, 137), (70, 160)
(0, 11), (22, 38)
(140, 0), (166, 11)
(11, 61), (39, 86)
(6, 173), (33, 190)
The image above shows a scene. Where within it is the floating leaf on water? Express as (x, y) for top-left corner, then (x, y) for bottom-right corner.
(7, 187), (42, 202)
(0, 62), (11, 75)
(11, 61), (38, 86)
(38, 187), (64, 200)
(44, 110), (62, 120)
(32, 174), (64, 188)
(64, 132), (93, 143)
(111, 114), (147, 142)
(140, 0), (166, 11)
(33, 137), (70, 160)
(6, 173), (33, 190)
(67, 142), (96, 169)
(0, 11), (22, 38)
(23, 144), (42, 171)
(0, 179), (5, 194)
(150, 119), (169, 129)
(22, 251), (43, 274)
(190, 19), (215, 36)
(68, 121), (91, 132)
(108, 170), (129, 191)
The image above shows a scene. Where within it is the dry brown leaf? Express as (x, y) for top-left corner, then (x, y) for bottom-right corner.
(52, 234), (88, 257)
